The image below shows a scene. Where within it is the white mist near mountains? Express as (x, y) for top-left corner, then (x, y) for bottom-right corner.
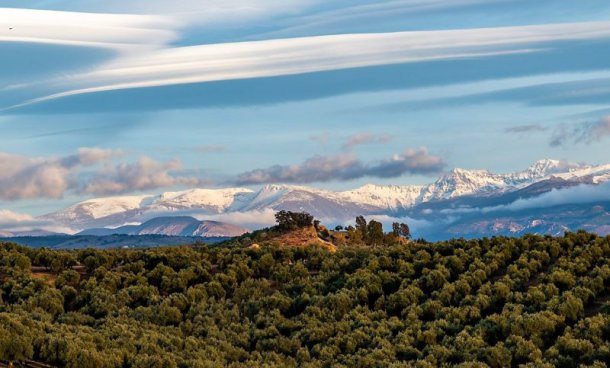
(18, 159), (608, 239)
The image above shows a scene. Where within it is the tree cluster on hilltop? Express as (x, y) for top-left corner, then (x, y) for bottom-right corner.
(274, 210), (315, 232)
(233, 210), (411, 248)
(0, 231), (608, 367)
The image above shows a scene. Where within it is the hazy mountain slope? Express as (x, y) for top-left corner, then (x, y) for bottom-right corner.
(436, 201), (610, 240)
(78, 216), (248, 237)
(0, 229), (66, 237)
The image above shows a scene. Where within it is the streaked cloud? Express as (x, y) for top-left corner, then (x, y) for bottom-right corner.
(21, 0), (318, 24)
(0, 8), (176, 50)
(504, 124), (548, 134)
(233, 147), (445, 185)
(14, 20), (610, 109)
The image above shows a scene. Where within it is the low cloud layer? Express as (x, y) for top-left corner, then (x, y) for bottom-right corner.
(498, 181), (610, 212)
(0, 209), (73, 234)
(440, 181), (610, 217)
(234, 147), (445, 185)
(0, 209), (34, 224)
(0, 148), (205, 200)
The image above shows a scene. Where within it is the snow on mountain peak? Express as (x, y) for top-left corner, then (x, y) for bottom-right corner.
(422, 168), (505, 200)
(523, 159), (581, 178)
(149, 187), (253, 212)
(341, 184), (424, 209)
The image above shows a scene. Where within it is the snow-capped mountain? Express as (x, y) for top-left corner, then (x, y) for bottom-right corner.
(234, 184), (380, 219)
(420, 159), (584, 201)
(149, 188), (254, 213)
(340, 159), (592, 208)
(38, 159), (610, 236)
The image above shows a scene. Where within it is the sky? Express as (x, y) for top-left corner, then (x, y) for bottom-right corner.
(1, 0), (610, 217)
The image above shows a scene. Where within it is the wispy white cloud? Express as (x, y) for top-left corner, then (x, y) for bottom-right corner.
(0, 8), (176, 50)
(13, 20), (610, 109)
(0, 1), (321, 51)
(254, 0), (499, 39)
(27, 0), (318, 23)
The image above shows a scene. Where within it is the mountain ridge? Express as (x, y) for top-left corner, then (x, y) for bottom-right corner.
(33, 159), (610, 238)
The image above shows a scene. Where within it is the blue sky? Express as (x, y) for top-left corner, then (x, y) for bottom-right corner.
(2, 0), (610, 216)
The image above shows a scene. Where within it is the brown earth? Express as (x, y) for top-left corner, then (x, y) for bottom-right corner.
(264, 226), (336, 252)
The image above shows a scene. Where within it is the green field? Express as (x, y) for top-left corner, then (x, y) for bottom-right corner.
(0, 232), (608, 367)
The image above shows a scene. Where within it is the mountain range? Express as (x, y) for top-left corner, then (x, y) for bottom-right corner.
(18, 159), (610, 240)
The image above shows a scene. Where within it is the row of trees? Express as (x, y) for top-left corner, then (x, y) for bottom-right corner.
(0, 231), (608, 367)
(337, 216), (411, 247)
